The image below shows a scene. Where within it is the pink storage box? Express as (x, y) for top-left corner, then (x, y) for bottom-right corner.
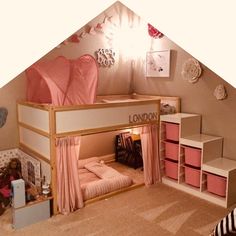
(184, 166), (200, 188)
(206, 172), (226, 197)
(165, 122), (179, 141)
(184, 146), (201, 167)
(164, 141), (179, 161)
(165, 159), (178, 180)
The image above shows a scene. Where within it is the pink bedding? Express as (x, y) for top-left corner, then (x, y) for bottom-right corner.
(79, 168), (99, 186)
(84, 162), (123, 179)
(78, 161), (133, 200)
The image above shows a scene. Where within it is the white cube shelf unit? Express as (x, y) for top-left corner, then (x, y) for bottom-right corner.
(160, 113), (201, 182)
(160, 113), (236, 208)
(202, 158), (236, 207)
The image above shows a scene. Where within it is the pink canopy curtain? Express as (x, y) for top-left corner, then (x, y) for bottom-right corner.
(140, 124), (161, 186)
(56, 136), (84, 214)
(26, 55), (98, 106)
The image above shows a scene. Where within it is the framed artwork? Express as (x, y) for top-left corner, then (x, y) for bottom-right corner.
(19, 150), (41, 187)
(146, 50), (170, 77)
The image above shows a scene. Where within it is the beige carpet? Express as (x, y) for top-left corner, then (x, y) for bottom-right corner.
(1, 183), (233, 236)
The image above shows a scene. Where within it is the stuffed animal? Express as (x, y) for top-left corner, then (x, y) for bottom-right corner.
(0, 158), (22, 215)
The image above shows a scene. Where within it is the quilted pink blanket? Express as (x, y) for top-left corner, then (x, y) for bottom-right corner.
(79, 161), (133, 200)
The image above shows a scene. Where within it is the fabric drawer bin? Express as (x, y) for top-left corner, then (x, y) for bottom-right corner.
(184, 146), (201, 167)
(165, 122), (179, 141)
(164, 141), (179, 161)
(165, 159), (178, 180)
(184, 166), (200, 188)
(206, 173), (227, 197)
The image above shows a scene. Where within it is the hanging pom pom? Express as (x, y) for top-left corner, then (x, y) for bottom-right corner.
(68, 34), (80, 43)
(108, 16), (113, 22)
(89, 27), (96, 35)
(62, 39), (69, 45)
(96, 23), (103, 29)
(80, 32), (86, 38)
(148, 23), (164, 39)
(103, 16), (109, 24)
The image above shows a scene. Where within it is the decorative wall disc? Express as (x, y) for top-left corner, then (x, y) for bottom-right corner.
(96, 48), (115, 67)
(181, 58), (202, 83)
(214, 84), (227, 100)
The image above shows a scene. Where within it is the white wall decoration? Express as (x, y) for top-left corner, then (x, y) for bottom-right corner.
(96, 48), (115, 67)
(182, 58), (202, 83)
(146, 50), (170, 77)
(214, 84), (227, 100)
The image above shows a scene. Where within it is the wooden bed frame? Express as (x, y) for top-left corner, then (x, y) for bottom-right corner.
(17, 94), (180, 214)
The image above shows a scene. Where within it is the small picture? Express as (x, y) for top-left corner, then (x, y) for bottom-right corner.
(27, 161), (36, 185)
(19, 151), (41, 187)
(146, 50), (170, 77)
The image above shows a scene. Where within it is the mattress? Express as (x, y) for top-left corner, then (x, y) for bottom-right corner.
(78, 159), (133, 200)
(101, 98), (139, 103)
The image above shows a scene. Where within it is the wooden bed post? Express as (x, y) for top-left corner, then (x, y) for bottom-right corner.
(49, 106), (58, 215)
(176, 97), (181, 113)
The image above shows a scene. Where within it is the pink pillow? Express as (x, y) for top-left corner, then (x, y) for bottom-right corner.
(78, 157), (99, 169)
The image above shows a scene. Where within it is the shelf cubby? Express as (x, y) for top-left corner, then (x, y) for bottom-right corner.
(160, 113), (236, 208)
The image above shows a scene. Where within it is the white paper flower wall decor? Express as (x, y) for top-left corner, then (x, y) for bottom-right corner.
(214, 84), (227, 100)
(96, 48), (115, 67)
(181, 58), (202, 83)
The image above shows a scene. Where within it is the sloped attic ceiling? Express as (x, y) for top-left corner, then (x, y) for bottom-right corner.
(0, 0), (236, 88)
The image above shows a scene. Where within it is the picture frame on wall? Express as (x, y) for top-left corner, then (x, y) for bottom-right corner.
(146, 50), (170, 77)
(20, 152), (41, 188)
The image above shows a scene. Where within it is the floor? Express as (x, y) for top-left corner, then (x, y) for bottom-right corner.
(1, 182), (233, 236)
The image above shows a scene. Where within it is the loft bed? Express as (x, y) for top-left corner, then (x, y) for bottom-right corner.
(17, 94), (180, 214)
(17, 55), (181, 215)
(96, 93), (180, 114)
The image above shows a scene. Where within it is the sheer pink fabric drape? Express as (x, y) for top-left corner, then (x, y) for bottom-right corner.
(56, 136), (84, 214)
(140, 124), (161, 186)
(26, 55), (98, 106)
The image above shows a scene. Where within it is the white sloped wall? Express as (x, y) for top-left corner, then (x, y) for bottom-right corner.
(0, 0), (116, 88)
(0, 0), (236, 88)
(122, 0), (236, 88)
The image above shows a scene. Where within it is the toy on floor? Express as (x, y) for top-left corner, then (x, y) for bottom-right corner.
(0, 158), (22, 215)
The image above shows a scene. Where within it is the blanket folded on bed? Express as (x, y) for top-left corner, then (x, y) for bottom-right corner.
(84, 162), (122, 179)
